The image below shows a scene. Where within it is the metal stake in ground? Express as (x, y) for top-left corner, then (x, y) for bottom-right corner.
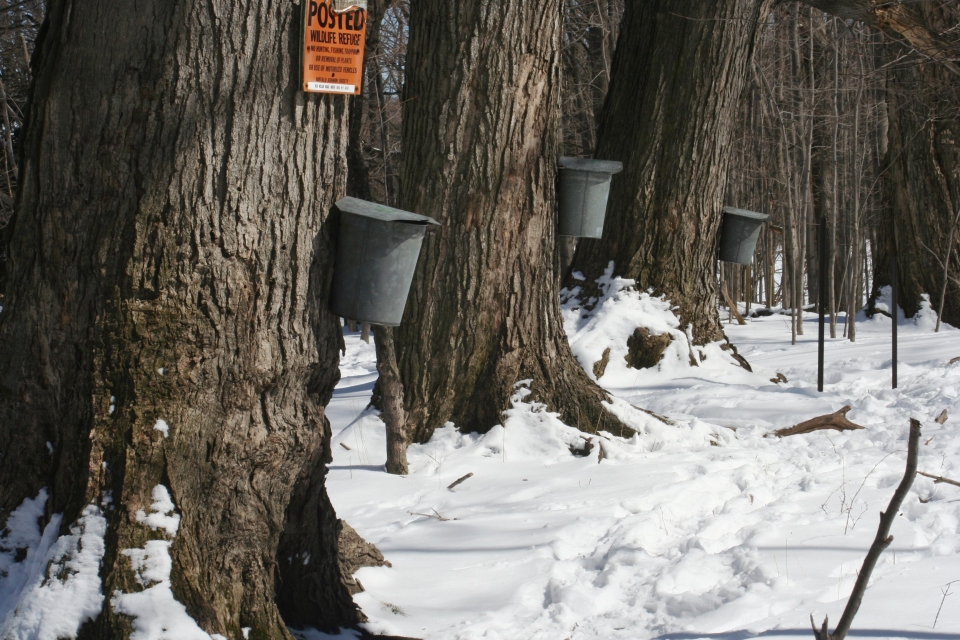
(892, 255), (898, 389)
(818, 215), (827, 392)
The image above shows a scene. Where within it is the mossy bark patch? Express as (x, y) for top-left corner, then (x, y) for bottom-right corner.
(625, 328), (672, 370)
(592, 348), (611, 379)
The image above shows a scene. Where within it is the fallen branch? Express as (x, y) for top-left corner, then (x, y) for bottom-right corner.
(949, 356), (960, 365)
(340, 442), (352, 450)
(935, 409), (948, 425)
(811, 419), (921, 640)
(918, 471), (960, 488)
(776, 406), (865, 438)
(629, 403), (676, 426)
(407, 508), (451, 522)
(722, 290), (747, 325)
(447, 472), (474, 490)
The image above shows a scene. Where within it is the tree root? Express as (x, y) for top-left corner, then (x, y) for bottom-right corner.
(775, 406), (864, 437)
(720, 336), (753, 372)
(338, 521), (390, 596)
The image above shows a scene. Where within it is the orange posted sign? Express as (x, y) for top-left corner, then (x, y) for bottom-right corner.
(301, 0), (367, 95)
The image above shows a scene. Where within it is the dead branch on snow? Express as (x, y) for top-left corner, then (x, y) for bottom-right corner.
(776, 406), (864, 437)
(918, 471), (960, 488)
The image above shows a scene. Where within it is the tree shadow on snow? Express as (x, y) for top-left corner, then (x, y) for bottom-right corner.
(655, 630), (960, 640)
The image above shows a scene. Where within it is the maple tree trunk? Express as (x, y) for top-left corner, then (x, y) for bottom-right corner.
(0, 0), (366, 636)
(391, 0), (627, 442)
(568, 0), (775, 347)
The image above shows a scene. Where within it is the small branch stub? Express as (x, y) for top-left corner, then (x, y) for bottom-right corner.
(447, 473), (474, 490)
(776, 406), (865, 438)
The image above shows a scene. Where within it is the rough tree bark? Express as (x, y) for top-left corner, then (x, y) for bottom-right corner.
(0, 0), (368, 636)
(873, 2), (960, 326)
(568, 0), (776, 349)
(391, 0), (631, 442)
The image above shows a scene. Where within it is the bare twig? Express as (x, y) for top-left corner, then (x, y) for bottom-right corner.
(447, 472), (473, 490)
(776, 406), (865, 437)
(0, 78), (16, 177)
(811, 419), (921, 640)
(407, 509), (450, 521)
(918, 470), (960, 488)
(845, 451), (897, 534)
(340, 442), (352, 450)
(934, 581), (958, 629)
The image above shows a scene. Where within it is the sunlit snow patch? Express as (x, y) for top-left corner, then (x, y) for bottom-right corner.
(153, 419), (170, 438)
(0, 489), (107, 640)
(562, 262), (749, 387)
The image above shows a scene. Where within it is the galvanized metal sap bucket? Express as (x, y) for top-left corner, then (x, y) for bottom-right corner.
(557, 157), (623, 238)
(718, 206), (769, 265)
(331, 197), (439, 326)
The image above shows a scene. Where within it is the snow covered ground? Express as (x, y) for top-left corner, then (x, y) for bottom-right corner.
(2, 274), (958, 640)
(325, 280), (960, 639)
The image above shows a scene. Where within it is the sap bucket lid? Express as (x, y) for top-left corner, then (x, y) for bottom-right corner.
(558, 156), (623, 175)
(722, 206), (770, 222)
(335, 196), (440, 226)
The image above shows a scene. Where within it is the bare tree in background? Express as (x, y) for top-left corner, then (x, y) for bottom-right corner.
(873, 1), (960, 327)
(0, 0), (42, 295)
